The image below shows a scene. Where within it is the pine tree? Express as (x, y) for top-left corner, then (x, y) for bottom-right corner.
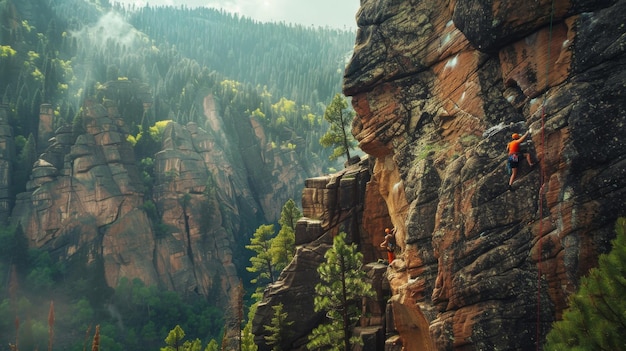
(319, 93), (356, 162)
(246, 224), (277, 296)
(278, 198), (302, 231)
(264, 303), (293, 351)
(544, 218), (626, 350)
(270, 226), (295, 275)
(270, 199), (301, 273)
(205, 339), (219, 351)
(161, 325), (212, 351)
(307, 232), (375, 351)
(248, 200), (302, 292)
(241, 299), (259, 351)
(162, 325), (185, 351)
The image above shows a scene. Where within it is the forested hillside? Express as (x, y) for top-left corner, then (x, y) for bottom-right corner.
(0, 0), (356, 349)
(1, 0), (354, 170)
(126, 5), (353, 106)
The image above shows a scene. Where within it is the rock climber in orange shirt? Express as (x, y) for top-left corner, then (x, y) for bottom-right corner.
(507, 129), (535, 190)
(380, 227), (396, 263)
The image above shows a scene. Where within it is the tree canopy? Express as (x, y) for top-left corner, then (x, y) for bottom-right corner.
(307, 232), (374, 351)
(544, 218), (626, 350)
(319, 93), (357, 162)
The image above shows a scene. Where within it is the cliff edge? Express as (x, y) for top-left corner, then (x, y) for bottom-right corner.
(253, 0), (626, 350)
(344, 0), (626, 349)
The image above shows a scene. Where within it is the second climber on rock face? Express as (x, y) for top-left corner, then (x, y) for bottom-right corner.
(380, 228), (396, 263)
(506, 129), (535, 191)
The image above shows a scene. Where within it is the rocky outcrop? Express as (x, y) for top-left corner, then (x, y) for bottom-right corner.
(252, 157), (391, 350)
(12, 99), (161, 289)
(10, 80), (313, 309)
(341, 0), (626, 350)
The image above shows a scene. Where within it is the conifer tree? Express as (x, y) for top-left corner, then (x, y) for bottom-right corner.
(270, 199), (301, 273)
(307, 232), (374, 351)
(544, 218), (626, 350)
(162, 325), (185, 351)
(248, 200), (302, 292)
(264, 303), (293, 351)
(270, 226), (295, 275)
(241, 297), (260, 351)
(246, 224), (277, 287)
(319, 93), (356, 162)
(240, 323), (257, 351)
(278, 198), (302, 231)
(205, 339), (219, 351)
(161, 325), (211, 351)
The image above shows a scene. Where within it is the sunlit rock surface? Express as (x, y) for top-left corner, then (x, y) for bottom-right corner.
(10, 80), (313, 310)
(343, 0), (626, 350)
(254, 0), (626, 350)
(252, 157), (390, 350)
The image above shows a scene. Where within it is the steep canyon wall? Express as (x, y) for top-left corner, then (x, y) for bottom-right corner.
(344, 0), (626, 349)
(8, 80), (312, 309)
(253, 0), (626, 350)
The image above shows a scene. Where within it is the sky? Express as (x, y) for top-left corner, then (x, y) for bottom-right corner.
(115, 0), (361, 30)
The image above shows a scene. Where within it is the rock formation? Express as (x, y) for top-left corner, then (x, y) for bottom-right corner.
(344, 0), (626, 350)
(253, 0), (626, 350)
(252, 157), (388, 350)
(9, 79), (313, 310)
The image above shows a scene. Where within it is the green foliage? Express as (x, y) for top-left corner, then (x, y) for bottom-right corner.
(241, 321), (258, 351)
(544, 218), (626, 350)
(0, 45), (17, 57)
(132, 122), (167, 160)
(247, 200), (301, 296)
(162, 325), (211, 351)
(139, 157), (155, 193)
(270, 199), (301, 273)
(110, 278), (224, 349)
(205, 339), (219, 351)
(307, 232), (375, 351)
(0, 1), (354, 349)
(319, 93), (356, 162)
(264, 303), (293, 351)
(0, 224), (28, 270)
(278, 199), (302, 231)
(26, 250), (66, 290)
(246, 224), (277, 286)
(163, 325), (185, 350)
(149, 119), (172, 142)
(72, 112), (85, 136)
(270, 226), (295, 274)
(241, 299), (260, 351)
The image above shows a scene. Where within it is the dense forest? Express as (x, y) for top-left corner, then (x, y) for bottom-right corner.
(0, 0), (357, 349)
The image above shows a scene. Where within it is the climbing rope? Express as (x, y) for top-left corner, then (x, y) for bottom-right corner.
(537, 0), (555, 349)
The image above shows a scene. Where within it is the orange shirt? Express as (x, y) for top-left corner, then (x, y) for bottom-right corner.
(508, 139), (521, 154)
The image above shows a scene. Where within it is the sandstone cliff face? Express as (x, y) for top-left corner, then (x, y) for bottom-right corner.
(9, 80), (312, 308)
(253, 1), (626, 350)
(342, 0), (626, 350)
(252, 157), (386, 350)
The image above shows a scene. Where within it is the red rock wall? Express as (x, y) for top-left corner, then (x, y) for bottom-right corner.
(10, 82), (313, 316)
(345, 0), (626, 349)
